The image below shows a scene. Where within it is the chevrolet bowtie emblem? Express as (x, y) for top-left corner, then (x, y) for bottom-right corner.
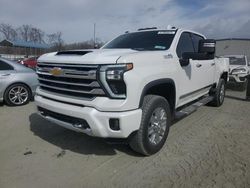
(50, 67), (63, 76)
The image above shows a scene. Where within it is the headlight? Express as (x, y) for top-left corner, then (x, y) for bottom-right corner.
(99, 63), (133, 99)
(232, 68), (247, 74)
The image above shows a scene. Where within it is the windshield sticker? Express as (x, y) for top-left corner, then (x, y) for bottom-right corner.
(158, 31), (175, 35)
(154, 45), (166, 50)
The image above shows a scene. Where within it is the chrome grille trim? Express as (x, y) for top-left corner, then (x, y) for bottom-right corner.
(37, 77), (100, 87)
(37, 62), (106, 99)
(39, 84), (105, 95)
(36, 69), (97, 80)
(37, 62), (98, 68)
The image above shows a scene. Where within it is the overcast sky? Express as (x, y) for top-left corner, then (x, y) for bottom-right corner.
(0, 0), (250, 43)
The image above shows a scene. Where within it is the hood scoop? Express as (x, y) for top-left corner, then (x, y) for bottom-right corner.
(56, 50), (92, 56)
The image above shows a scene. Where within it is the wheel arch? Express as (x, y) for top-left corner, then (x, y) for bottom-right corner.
(139, 79), (176, 113)
(220, 72), (228, 84)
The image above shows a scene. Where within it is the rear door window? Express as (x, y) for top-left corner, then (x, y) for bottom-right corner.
(0, 60), (14, 70)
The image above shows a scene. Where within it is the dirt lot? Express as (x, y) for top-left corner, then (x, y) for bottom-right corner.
(0, 89), (250, 188)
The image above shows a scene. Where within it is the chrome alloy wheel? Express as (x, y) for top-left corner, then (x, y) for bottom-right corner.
(8, 86), (29, 105)
(148, 107), (167, 145)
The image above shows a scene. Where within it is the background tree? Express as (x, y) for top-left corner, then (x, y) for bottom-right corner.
(17, 25), (45, 43)
(0, 23), (17, 40)
(17, 24), (31, 41)
(0, 22), (104, 56)
(29, 27), (45, 43)
(47, 32), (64, 51)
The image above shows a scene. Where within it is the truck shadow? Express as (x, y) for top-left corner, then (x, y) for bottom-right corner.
(226, 82), (246, 91)
(29, 113), (141, 157)
(225, 95), (249, 102)
(225, 83), (248, 101)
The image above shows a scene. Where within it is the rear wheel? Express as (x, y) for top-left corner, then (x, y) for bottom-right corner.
(4, 83), (31, 106)
(209, 79), (225, 107)
(129, 95), (171, 156)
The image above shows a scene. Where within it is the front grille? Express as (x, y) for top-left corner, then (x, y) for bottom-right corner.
(37, 62), (106, 99)
(38, 106), (90, 129)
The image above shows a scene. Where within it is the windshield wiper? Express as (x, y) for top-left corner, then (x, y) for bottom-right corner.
(131, 47), (163, 51)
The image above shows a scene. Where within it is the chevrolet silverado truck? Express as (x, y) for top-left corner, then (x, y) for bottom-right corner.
(35, 27), (229, 155)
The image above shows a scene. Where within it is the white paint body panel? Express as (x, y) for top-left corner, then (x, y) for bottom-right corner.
(35, 95), (142, 138)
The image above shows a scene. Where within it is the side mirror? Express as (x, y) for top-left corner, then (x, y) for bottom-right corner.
(199, 39), (216, 54)
(179, 57), (189, 66)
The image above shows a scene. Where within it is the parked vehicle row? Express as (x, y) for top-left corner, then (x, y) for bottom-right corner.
(3, 27), (250, 155)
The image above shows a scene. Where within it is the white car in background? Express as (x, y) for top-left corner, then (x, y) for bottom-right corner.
(226, 55), (249, 84)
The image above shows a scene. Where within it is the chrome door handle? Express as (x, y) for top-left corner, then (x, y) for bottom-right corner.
(196, 63), (202, 68)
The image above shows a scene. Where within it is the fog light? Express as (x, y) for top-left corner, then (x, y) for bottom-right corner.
(73, 123), (83, 128)
(73, 122), (90, 130)
(109, 118), (120, 131)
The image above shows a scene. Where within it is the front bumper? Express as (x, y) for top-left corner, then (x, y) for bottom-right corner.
(35, 95), (142, 138)
(229, 73), (248, 83)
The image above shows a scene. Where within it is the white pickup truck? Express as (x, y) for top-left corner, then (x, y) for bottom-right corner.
(35, 27), (229, 155)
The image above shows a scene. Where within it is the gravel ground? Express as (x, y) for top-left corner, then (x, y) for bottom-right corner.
(0, 89), (249, 188)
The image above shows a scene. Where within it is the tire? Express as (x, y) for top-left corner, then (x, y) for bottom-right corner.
(129, 95), (171, 156)
(4, 83), (31, 106)
(209, 79), (225, 107)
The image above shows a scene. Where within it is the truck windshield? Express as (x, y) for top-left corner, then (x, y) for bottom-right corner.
(229, 57), (246, 65)
(102, 31), (176, 51)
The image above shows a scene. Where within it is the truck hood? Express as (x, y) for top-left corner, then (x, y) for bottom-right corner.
(38, 49), (138, 65)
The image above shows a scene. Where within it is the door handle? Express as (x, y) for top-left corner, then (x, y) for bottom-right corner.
(211, 62), (215, 66)
(196, 63), (202, 68)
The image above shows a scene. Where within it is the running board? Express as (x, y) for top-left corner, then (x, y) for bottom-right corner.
(174, 96), (214, 120)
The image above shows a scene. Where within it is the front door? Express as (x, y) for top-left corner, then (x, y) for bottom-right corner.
(175, 32), (215, 107)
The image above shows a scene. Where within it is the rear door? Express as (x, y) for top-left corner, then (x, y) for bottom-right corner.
(191, 33), (215, 87)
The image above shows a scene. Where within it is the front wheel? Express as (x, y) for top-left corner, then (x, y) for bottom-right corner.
(4, 83), (31, 106)
(209, 79), (225, 107)
(129, 95), (171, 156)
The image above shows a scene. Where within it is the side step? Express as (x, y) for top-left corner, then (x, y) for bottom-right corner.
(174, 96), (214, 121)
